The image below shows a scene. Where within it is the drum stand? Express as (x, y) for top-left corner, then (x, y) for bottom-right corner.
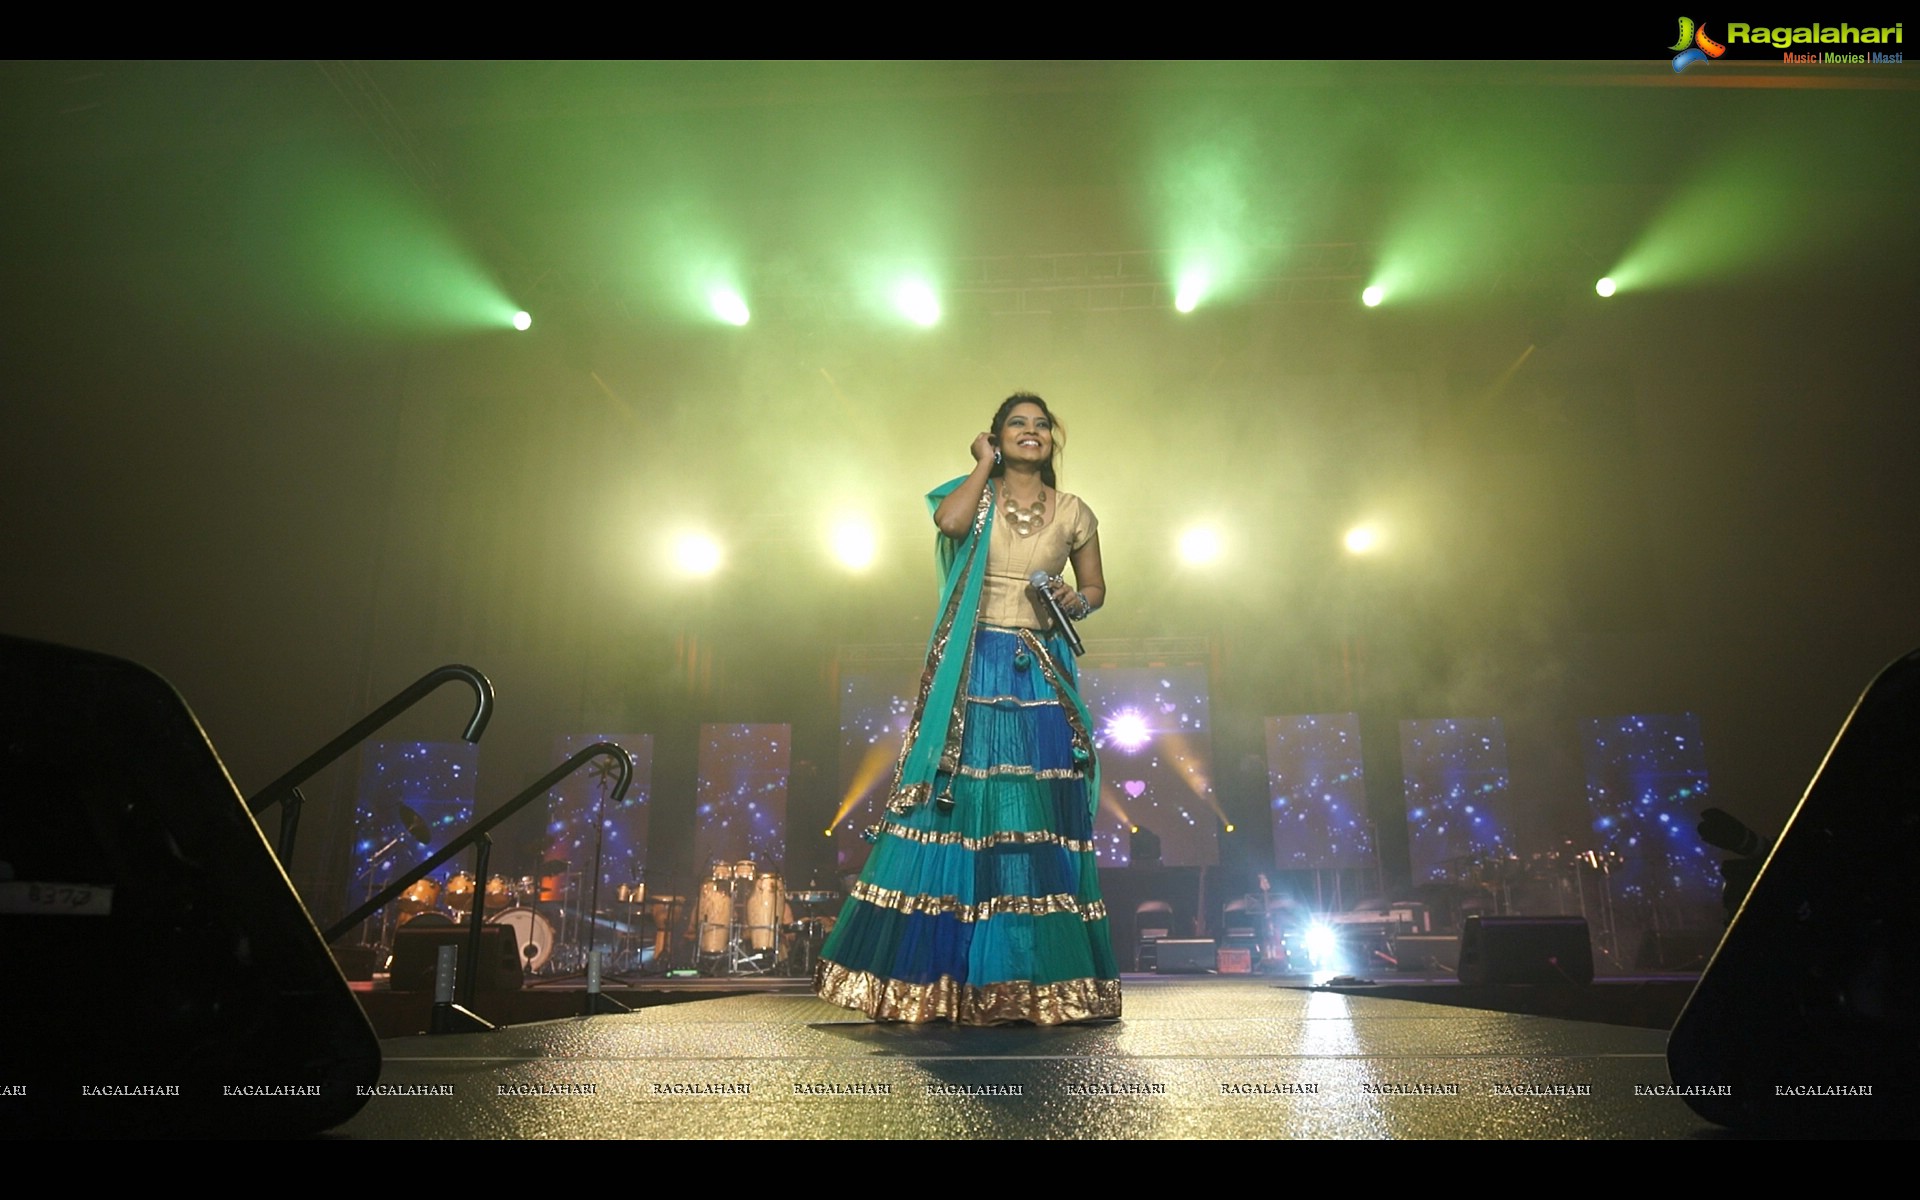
(724, 916), (775, 976)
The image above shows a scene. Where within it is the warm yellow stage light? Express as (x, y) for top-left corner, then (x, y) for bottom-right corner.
(829, 520), (878, 572)
(671, 532), (723, 577)
(1344, 524), (1381, 555)
(1176, 525), (1222, 566)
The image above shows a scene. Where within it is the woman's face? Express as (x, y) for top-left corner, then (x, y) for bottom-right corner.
(997, 402), (1054, 469)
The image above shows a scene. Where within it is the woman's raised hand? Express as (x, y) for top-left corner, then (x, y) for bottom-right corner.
(971, 431), (997, 467)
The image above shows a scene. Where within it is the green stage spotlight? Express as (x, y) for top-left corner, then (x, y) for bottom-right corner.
(1174, 268), (1210, 314)
(512, 310), (532, 331)
(894, 280), (941, 328)
(1595, 277), (1617, 299)
(1361, 286), (1385, 308)
(709, 288), (751, 326)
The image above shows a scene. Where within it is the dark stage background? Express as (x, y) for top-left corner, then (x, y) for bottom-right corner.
(1, 61), (1914, 926)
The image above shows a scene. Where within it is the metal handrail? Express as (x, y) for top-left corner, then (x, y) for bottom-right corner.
(323, 742), (633, 1008)
(248, 665), (494, 861)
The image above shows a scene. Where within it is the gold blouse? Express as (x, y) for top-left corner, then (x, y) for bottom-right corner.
(976, 485), (1098, 630)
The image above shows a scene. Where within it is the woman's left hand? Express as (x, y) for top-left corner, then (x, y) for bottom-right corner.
(1045, 576), (1088, 616)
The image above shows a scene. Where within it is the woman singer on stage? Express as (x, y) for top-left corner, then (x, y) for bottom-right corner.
(813, 393), (1120, 1024)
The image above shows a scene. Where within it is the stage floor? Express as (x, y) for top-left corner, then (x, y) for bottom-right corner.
(334, 976), (1721, 1139)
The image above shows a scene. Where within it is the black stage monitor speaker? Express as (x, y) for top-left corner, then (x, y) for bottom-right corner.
(1154, 938), (1218, 973)
(0, 635), (381, 1136)
(389, 923), (524, 993)
(1668, 647), (1920, 1136)
(1393, 934), (1461, 973)
(1456, 916), (1594, 987)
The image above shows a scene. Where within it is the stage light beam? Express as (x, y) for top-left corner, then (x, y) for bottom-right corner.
(1361, 285), (1385, 308)
(1595, 277), (1617, 299)
(512, 310), (532, 331)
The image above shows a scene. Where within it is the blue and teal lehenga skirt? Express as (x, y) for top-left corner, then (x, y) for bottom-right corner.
(814, 625), (1121, 1025)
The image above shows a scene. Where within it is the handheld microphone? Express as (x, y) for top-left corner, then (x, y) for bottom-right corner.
(1028, 571), (1085, 655)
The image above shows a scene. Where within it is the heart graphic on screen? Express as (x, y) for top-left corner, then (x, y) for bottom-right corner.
(1123, 780), (1147, 799)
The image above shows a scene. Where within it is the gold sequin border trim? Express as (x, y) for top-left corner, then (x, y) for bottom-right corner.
(886, 486), (991, 816)
(876, 820), (1098, 854)
(967, 694), (1062, 708)
(955, 764), (1082, 780)
(850, 880), (1108, 924)
(814, 960), (1122, 1026)
(1018, 629), (1095, 768)
(936, 484), (994, 781)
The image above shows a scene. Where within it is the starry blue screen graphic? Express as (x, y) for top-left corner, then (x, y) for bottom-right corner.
(548, 733), (653, 900)
(694, 724), (789, 875)
(351, 740), (478, 903)
(1400, 718), (1513, 883)
(834, 670), (917, 870)
(1078, 664), (1219, 868)
(1579, 712), (1720, 912)
(1266, 713), (1373, 870)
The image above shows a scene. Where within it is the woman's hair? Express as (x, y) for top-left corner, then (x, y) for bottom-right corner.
(989, 392), (1064, 489)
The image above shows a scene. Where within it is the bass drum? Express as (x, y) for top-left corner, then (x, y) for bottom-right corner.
(744, 872), (784, 953)
(696, 879), (733, 955)
(488, 906), (556, 973)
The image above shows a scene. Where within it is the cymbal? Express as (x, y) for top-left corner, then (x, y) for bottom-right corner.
(397, 804), (431, 844)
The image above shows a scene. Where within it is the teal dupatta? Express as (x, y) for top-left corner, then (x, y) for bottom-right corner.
(883, 476), (1100, 820)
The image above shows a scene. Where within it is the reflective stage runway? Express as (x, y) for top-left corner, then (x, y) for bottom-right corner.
(337, 977), (1721, 1139)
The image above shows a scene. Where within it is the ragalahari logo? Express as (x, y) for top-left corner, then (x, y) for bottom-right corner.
(1671, 18), (1729, 70)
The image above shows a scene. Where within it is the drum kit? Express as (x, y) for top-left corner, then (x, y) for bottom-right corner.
(391, 865), (567, 974)
(381, 856), (845, 981)
(356, 794), (847, 979)
(686, 860), (842, 977)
